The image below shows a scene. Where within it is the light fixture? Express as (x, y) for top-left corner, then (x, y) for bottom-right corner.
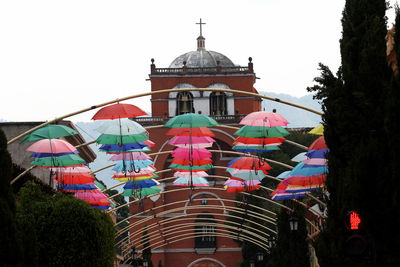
(289, 214), (298, 231)
(257, 250), (264, 262)
(201, 194), (208, 205)
(249, 258), (255, 267)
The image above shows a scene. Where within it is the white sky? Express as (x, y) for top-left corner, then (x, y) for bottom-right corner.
(0, 0), (397, 122)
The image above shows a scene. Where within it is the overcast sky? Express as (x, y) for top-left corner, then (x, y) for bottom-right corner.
(0, 0), (397, 122)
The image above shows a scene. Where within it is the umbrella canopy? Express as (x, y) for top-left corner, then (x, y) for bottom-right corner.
(108, 152), (151, 161)
(174, 171), (209, 177)
(169, 163), (213, 171)
(26, 139), (78, 154)
(123, 179), (159, 189)
(227, 157), (272, 171)
(31, 154), (85, 168)
(96, 133), (148, 145)
(291, 152), (307, 162)
(21, 124), (78, 143)
(171, 147), (212, 160)
(302, 158), (327, 166)
(234, 126), (290, 138)
(164, 113), (218, 128)
(112, 159), (154, 172)
(166, 127), (215, 137)
(60, 183), (97, 192)
(271, 190), (307, 201)
(226, 169), (267, 181)
(92, 103), (147, 120)
(171, 158), (212, 166)
(240, 111), (289, 127)
(168, 136), (215, 146)
(96, 118), (147, 135)
(55, 173), (95, 184)
(122, 187), (161, 197)
(277, 171), (291, 179)
(305, 149), (329, 159)
(30, 151), (78, 158)
(50, 166), (91, 173)
(233, 136), (285, 145)
(289, 162), (327, 177)
(308, 124), (324, 135)
(173, 177), (209, 187)
(99, 143), (149, 152)
(308, 136), (327, 150)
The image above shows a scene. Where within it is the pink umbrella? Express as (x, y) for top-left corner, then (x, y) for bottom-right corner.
(224, 179), (261, 187)
(50, 166), (92, 173)
(26, 139), (77, 153)
(171, 147), (212, 159)
(174, 171), (209, 177)
(240, 111), (289, 127)
(302, 158), (327, 165)
(112, 166), (156, 176)
(173, 143), (213, 149)
(108, 152), (151, 161)
(74, 192), (109, 200)
(168, 136), (215, 146)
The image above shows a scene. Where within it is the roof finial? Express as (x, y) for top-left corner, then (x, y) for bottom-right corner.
(196, 18), (206, 37)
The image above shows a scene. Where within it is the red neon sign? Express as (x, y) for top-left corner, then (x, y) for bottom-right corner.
(350, 211), (361, 230)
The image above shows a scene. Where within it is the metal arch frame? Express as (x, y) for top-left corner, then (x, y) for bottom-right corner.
(7, 87), (322, 145)
(116, 212), (275, 249)
(121, 232), (268, 264)
(120, 222), (270, 258)
(115, 200), (276, 238)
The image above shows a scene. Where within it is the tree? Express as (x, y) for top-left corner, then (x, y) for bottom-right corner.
(17, 181), (116, 266)
(0, 128), (23, 266)
(308, 0), (400, 265)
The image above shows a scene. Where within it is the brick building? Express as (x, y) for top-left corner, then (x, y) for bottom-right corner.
(130, 25), (262, 267)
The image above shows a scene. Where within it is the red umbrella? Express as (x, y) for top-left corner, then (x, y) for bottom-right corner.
(228, 157), (272, 171)
(54, 173), (95, 185)
(92, 103), (147, 120)
(233, 136), (285, 145)
(308, 136), (327, 150)
(166, 127), (215, 137)
(171, 158), (212, 166)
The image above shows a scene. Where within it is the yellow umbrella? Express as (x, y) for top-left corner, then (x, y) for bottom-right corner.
(309, 124), (324, 135)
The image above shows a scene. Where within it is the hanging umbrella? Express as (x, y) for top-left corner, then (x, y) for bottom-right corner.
(109, 152), (151, 161)
(308, 136), (328, 150)
(291, 152), (307, 162)
(30, 151), (78, 158)
(55, 173), (95, 184)
(164, 113), (218, 128)
(168, 136), (215, 146)
(166, 127), (215, 137)
(60, 183), (97, 192)
(233, 136), (285, 145)
(289, 162), (327, 177)
(50, 166), (91, 173)
(31, 154), (85, 168)
(271, 190), (307, 201)
(92, 103), (147, 120)
(308, 124), (324, 135)
(171, 147), (212, 160)
(226, 168), (267, 181)
(227, 157), (271, 171)
(173, 176), (209, 187)
(172, 158), (212, 166)
(122, 186), (161, 197)
(234, 126), (290, 138)
(99, 143), (149, 153)
(96, 118), (147, 135)
(26, 139), (78, 154)
(277, 171), (291, 179)
(169, 163), (213, 171)
(240, 111), (289, 127)
(21, 124), (78, 143)
(112, 159), (154, 172)
(305, 149), (329, 159)
(302, 158), (327, 166)
(174, 171), (209, 177)
(96, 133), (148, 145)
(123, 179), (159, 189)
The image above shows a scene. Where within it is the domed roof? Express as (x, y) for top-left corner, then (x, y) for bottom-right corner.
(169, 50), (235, 68)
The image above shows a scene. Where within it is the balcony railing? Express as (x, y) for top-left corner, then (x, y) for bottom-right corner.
(132, 115), (245, 126)
(152, 66), (251, 75)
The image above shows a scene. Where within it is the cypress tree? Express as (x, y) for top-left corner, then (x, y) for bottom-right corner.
(0, 128), (23, 266)
(308, 0), (400, 265)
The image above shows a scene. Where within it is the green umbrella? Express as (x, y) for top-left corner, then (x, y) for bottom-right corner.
(21, 124), (78, 143)
(122, 186), (160, 197)
(234, 126), (290, 138)
(169, 163), (214, 170)
(31, 154), (85, 167)
(96, 133), (148, 145)
(164, 113), (218, 128)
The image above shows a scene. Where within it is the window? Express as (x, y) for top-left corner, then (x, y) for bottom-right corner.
(209, 92), (227, 116)
(176, 92), (194, 115)
(195, 214), (216, 249)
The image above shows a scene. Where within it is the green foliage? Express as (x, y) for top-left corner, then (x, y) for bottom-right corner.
(308, 0), (400, 265)
(0, 128), (23, 266)
(17, 181), (116, 266)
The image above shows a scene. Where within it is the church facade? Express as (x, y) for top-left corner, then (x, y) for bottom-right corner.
(130, 24), (263, 267)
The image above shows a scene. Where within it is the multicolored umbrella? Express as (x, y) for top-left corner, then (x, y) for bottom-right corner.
(122, 186), (161, 198)
(164, 113), (218, 128)
(31, 154), (85, 168)
(108, 152), (151, 161)
(26, 139), (78, 154)
(21, 124), (78, 143)
(173, 176), (209, 187)
(166, 127), (215, 137)
(240, 111), (289, 127)
(308, 124), (324, 135)
(234, 126), (290, 138)
(96, 118), (146, 135)
(308, 136), (328, 150)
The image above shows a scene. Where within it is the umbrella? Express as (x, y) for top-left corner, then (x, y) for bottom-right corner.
(305, 149), (329, 159)
(227, 157), (271, 171)
(240, 111), (289, 127)
(309, 124), (324, 135)
(21, 124), (78, 143)
(92, 103), (147, 120)
(291, 152), (307, 162)
(308, 136), (328, 150)
(60, 183), (97, 192)
(99, 143), (149, 152)
(96, 118), (147, 135)
(289, 162), (327, 177)
(233, 136), (285, 145)
(164, 113), (218, 128)
(168, 136), (215, 146)
(302, 158), (327, 166)
(109, 152), (151, 161)
(50, 166), (91, 173)
(169, 163), (213, 171)
(166, 127), (215, 137)
(26, 139), (78, 154)
(174, 171), (209, 177)
(173, 177), (209, 187)
(224, 179), (261, 192)
(55, 173), (95, 184)
(96, 133), (148, 145)
(123, 179), (159, 189)
(271, 190), (307, 200)
(112, 160), (154, 172)
(75, 192), (111, 206)
(30, 151), (78, 158)
(277, 171), (291, 179)
(171, 147), (212, 160)
(172, 158), (212, 166)
(226, 169), (267, 181)
(31, 154), (85, 168)
(234, 126), (290, 138)
(122, 186), (161, 197)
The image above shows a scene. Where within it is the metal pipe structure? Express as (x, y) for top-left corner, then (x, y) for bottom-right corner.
(7, 87), (322, 145)
(116, 212), (274, 249)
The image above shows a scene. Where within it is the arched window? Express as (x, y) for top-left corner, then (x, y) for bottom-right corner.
(209, 92), (227, 116)
(176, 92), (194, 115)
(195, 213), (216, 249)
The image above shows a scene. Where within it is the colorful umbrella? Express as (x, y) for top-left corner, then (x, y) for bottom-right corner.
(240, 111), (289, 127)
(21, 124), (78, 143)
(26, 139), (78, 154)
(112, 160), (154, 172)
(164, 113), (218, 128)
(96, 133), (148, 145)
(99, 143), (149, 152)
(166, 127), (215, 137)
(122, 186), (161, 197)
(174, 171), (209, 177)
(168, 136), (215, 146)
(227, 157), (271, 171)
(226, 169), (267, 181)
(123, 179), (159, 189)
(54, 173), (95, 184)
(31, 154), (85, 168)
(233, 136), (285, 145)
(96, 118), (147, 135)
(291, 152), (307, 162)
(308, 124), (324, 135)
(92, 103), (147, 120)
(173, 176), (209, 187)
(234, 126), (290, 138)
(108, 152), (151, 161)
(171, 147), (212, 160)
(308, 136), (327, 150)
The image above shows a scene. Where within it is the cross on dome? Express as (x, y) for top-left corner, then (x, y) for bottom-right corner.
(196, 18), (206, 37)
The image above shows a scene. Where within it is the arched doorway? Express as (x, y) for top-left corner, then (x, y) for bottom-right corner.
(188, 257), (226, 267)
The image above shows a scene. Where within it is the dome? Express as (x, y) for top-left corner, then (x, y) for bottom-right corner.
(169, 50), (235, 68)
